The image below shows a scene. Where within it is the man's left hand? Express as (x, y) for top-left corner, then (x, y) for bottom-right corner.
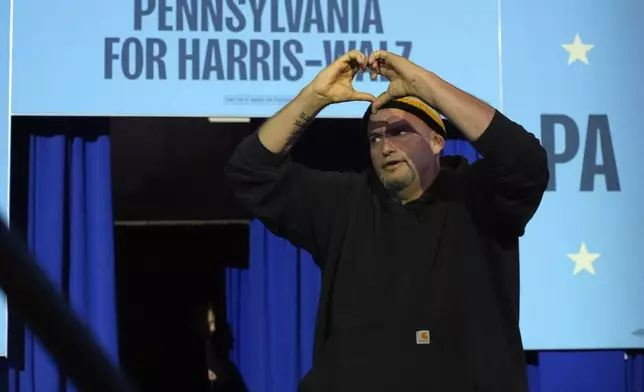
(367, 50), (432, 112)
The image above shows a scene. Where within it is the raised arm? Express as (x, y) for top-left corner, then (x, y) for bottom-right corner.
(259, 51), (375, 154)
(225, 51), (375, 260)
(418, 72), (548, 236)
(367, 51), (549, 236)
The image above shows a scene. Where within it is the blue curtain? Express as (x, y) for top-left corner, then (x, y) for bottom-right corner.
(227, 140), (644, 391)
(227, 222), (320, 392)
(9, 127), (119, 392)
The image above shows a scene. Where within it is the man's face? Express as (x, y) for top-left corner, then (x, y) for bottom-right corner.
(367, 108), (445, 195)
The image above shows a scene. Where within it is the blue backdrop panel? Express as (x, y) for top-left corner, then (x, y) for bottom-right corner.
(502, 0), (644, 349)
(11, 0), (500, 117)
(538, 351), (626, 392)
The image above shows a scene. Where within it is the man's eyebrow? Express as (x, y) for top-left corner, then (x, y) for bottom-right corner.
(368, 120), (413, 136)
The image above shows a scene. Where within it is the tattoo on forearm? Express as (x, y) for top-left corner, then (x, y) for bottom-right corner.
(286, 112), (314, 148)
(294, 112), (313, 129)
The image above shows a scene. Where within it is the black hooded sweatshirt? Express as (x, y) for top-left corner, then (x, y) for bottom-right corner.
(225, 109), (549, 391)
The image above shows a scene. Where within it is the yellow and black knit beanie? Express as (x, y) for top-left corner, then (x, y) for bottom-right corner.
(362, 96), (464, 140)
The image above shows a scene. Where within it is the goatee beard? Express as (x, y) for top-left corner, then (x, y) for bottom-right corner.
(380, 167), (416, 193)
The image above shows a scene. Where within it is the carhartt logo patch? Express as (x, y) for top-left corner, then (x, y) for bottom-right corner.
(416, 330), (431, 344)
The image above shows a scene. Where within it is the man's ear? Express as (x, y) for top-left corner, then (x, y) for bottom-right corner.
(430, 132), (445, 154)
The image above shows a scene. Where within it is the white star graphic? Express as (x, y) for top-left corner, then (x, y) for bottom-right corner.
(562, 33), (594, 65)
(567, 242), (600, 275)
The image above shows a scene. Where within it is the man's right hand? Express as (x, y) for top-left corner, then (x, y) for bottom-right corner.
(255, 50), (375, 154)
(306, 50), (376, 106)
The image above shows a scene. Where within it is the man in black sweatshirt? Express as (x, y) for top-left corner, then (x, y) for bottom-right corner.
(225, 50), (549, 391)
